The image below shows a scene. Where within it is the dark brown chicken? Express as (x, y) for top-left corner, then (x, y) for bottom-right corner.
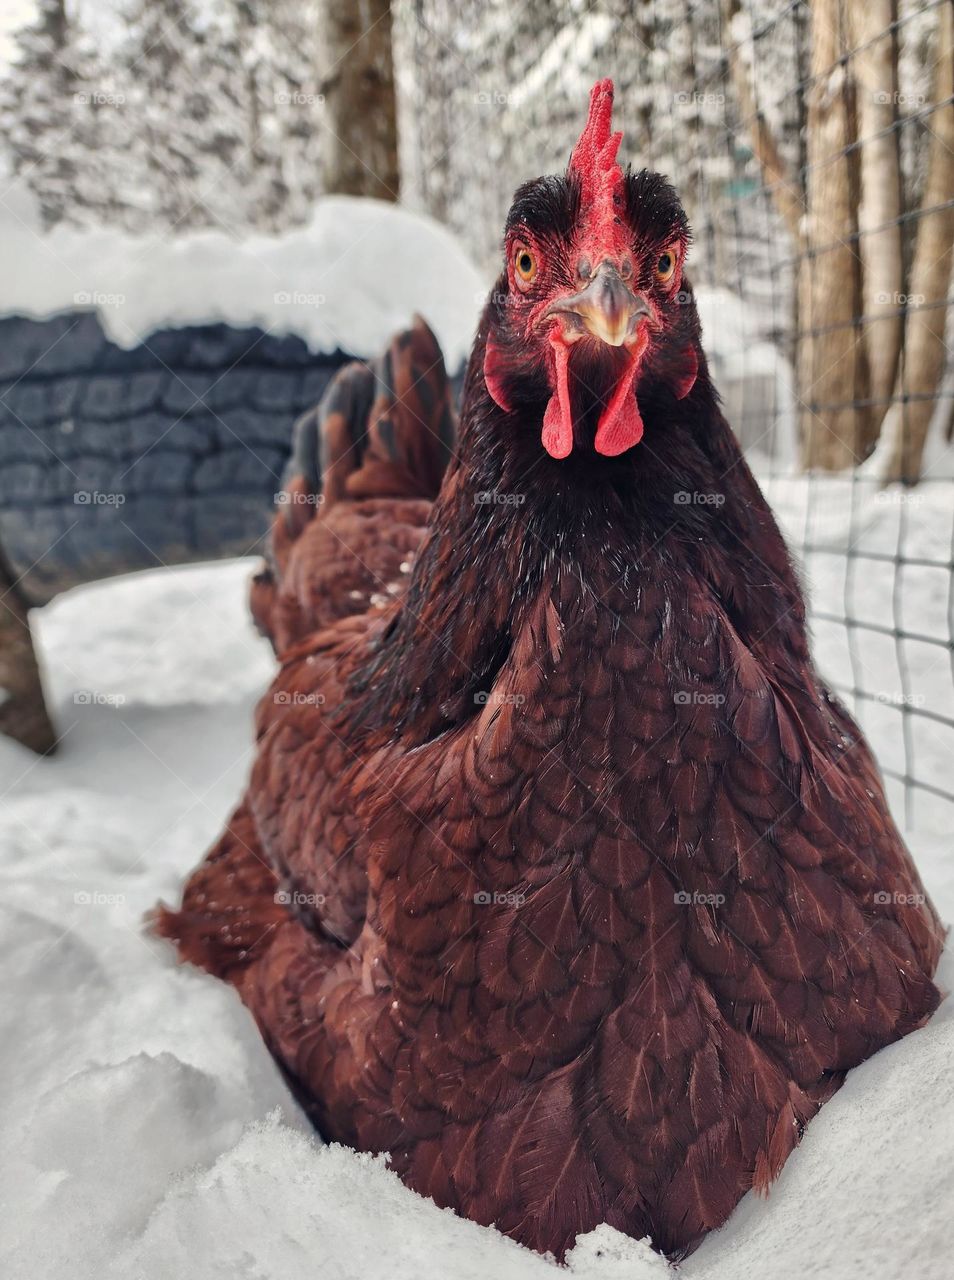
(155, 80), (944, 1260)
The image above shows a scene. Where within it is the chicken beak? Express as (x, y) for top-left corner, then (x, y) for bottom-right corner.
(544, 264), (650, 348)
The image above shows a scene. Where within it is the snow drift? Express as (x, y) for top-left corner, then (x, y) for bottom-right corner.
(0, 180), (486, 369)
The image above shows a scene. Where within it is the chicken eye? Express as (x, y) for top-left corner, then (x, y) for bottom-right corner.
(513, 246), (537, 288)
(656, 249), (677, 283)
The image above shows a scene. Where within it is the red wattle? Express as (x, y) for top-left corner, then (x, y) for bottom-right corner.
(542, 337), (573, 459)
(593, 360), (644, 456)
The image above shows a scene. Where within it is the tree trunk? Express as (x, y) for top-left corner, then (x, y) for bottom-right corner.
(0, 550), (57, 755)
(319, 0), (400, 201)
(799, 0), (871, 470)
(879, 0), (954, 484)
(850, 0), (904, 446)
(722, 0), (802, 244)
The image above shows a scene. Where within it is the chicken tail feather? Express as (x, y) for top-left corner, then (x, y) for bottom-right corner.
(250, 316), (455, 647)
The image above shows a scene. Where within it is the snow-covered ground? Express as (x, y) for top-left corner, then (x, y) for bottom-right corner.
(2, 479), (953, 1280)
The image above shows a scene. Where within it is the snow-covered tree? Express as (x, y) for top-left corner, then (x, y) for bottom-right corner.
(0, 0), (325, 234)
(117, 0), (246, 231)
(1, 0), (93, 228)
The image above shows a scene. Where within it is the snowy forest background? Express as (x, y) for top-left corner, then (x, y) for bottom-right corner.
(2, 0), (952, 481)
(0, 0), (941, 263)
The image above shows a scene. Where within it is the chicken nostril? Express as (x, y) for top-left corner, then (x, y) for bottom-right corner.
(578, 257), (592, 282)
(620, 258), (633, 280)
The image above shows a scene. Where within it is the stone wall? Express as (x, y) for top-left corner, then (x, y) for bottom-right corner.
(0, 311), (350, 604)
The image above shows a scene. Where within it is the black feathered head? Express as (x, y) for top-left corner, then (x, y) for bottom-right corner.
(484, 79), (697, 460)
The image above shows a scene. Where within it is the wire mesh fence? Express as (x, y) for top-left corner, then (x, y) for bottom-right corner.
(398, 0), (954, 827)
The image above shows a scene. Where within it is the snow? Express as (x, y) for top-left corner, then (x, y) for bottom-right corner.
(762, 474), (954, 832)
(695, 287), (797, 464)
(507, 13), (617, 110)
(0, 2), (34, 70)
(0, 181), (486, 369)
(1, 488), (953, 1279)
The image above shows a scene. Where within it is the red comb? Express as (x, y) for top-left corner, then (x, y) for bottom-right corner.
(569, 78), (624, 222)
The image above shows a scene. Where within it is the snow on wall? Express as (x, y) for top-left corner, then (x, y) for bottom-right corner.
(0, 180), (487, 370)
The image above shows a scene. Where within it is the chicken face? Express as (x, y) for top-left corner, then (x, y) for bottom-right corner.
(483, 79), (698, 460)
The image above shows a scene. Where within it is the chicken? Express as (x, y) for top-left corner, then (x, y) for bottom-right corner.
(154, 80), (944, 1260)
